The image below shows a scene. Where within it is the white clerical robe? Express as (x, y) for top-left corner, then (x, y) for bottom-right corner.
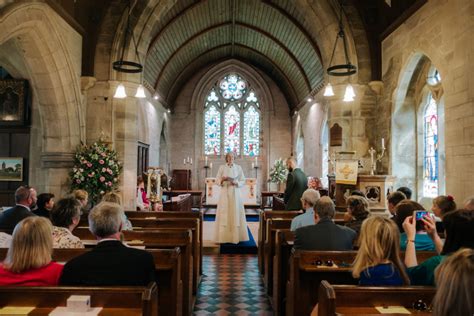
(214, 163), (249, 244)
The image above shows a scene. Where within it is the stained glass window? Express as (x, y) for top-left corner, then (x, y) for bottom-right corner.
(219, 74), (246, 101)
(423, 94), (438, 197)
(204, 105), (221, 155)
(204, 73), (260, 156)
(224, 105), (240, 154)
(243, 106), (260, 156)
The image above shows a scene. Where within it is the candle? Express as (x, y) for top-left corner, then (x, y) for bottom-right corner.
(381, 138), (385, 149)
(251, 162), (254, 169)
(205, 156), (208, 166)
(146, 170), (151, 199)
(210, 162), (213, 169)
(190, 158), (193, 165)
(183, 158), (186, 165)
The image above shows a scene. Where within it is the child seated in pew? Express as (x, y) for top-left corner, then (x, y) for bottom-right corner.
(0, 217), (63, 286)
(432, 248), (474, 316)
(352, 216), (410, 286)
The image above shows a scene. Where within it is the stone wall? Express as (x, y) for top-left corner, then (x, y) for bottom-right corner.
(170, 60), (291, 193)
(379, 0), (474, 201)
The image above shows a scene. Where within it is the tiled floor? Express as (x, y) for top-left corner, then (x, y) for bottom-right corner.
(193, 255), (273, 315)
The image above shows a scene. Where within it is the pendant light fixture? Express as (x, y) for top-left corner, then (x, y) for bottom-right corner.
(113, 0), (144, 99)
(324, 1), (357, 101)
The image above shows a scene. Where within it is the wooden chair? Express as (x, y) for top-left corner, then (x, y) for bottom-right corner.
(318, 280), (435, 316)
(0, 282), (158, 316)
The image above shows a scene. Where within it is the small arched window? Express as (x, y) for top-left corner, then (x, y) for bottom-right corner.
(203, 73), (260, 156)
(423, 94), (438, 197)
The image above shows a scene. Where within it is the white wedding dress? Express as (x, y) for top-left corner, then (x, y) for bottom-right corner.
(214, 163), (249, 244)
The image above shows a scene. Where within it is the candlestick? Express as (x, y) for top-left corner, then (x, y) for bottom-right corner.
(146, 169), (151, 199)
(205, 156), (208, 166)
(381, 138), (385, 149)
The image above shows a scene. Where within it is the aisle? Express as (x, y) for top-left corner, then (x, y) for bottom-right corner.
(193, 255), (273, 315)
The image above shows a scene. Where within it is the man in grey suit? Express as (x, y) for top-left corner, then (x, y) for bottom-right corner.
(284, 157), (308, 210)
(294, 196), (356, 250)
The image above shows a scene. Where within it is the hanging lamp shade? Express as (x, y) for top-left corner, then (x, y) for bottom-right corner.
(114, 83), (127, 99)
(323, 83), (335, 97)
(343, 84), (355, 102)
(135, 84), (146, 98)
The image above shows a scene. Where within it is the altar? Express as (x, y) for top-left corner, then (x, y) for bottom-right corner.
(205, 177), (258, 205)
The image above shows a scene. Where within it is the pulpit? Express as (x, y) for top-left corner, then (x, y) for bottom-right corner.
(328, 174), (396, 213)
(205, 178), (257, 205)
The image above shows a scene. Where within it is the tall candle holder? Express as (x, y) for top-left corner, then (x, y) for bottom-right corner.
(252, 161), (259, 179)
(368, 139), (385, 175)
(146, 167), (163, 209)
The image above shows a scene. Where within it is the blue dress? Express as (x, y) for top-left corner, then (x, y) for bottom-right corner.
(359, 263), (404, 286)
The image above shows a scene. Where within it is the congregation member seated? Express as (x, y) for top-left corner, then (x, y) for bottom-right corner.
(50, 197), (84, 249)
(352, 216), (409, 285)
(294, 196), (356, 250)
(343, 195), (370, 235)
(60, 202), (155, 286)
(101, 192), (133, 231)
(394, 201), (435, 251)
(33, 193), (55, 218)
(290, 189), (320, 231)
(431, 195), (456, 218)
(397, 186), (412, 200)
(387, 191), (406, 217)
(464, 196), (474, 210)
(432, 248), (474, 316)
(0, 186), (37, 230)
(403, 209), (474, 285)
(72, 189), (89, 214)
(0, 217), (63, 286)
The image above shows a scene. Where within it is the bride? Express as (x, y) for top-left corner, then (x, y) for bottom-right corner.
(214, 152), (249, 244)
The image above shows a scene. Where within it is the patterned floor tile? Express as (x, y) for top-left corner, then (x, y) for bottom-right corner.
(193, 255), (273, 315)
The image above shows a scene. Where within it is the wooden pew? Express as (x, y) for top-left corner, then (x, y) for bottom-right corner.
(0, 247), (182, 316)
(285, 250), (438, 316)
(125, 210), (204, 275)
(318, 280), (435, 316)
(273, 196), (286, 210)
(72, 229), (194, 316)
(258, 210), (302, 274)
(163, 193), (193, 212)
(263, 219), (292, 295)
(272, 229), (295, 316)
(0, 282), (158, 316)
(127, 218), (201, 294)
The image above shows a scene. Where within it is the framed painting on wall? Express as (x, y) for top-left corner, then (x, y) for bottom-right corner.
(0, 79), (29, 126)
(0, 157), (23, 181)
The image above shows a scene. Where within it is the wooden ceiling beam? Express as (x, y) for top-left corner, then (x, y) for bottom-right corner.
(152, 21), (311, 93)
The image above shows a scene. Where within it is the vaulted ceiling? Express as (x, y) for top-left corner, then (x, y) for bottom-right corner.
(143, 0), (325, 108)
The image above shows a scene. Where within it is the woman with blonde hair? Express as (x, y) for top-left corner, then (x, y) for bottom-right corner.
(0, 217), (63, 285)
(432, 248), (474, 316)
(101, 192), (133, 231)
(72, 189), (89, 211)
(352, 216), (409, 285)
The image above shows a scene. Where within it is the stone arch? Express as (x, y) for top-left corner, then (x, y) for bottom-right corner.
(0, 2), (83, 194)
(391, 52), (445, 200)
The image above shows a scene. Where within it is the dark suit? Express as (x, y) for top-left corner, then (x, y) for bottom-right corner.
(0, 205), (35, 231)
(284, 168), (308, 210)
(33, 207), (50, 219)
(294, 218), (356, 250)
(60, 240), (155, 286)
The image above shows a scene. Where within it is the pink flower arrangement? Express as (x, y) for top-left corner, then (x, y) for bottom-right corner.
(87, 163), (92, 168)
(99, 160), (105, 165)
(99, 176), (105, 182)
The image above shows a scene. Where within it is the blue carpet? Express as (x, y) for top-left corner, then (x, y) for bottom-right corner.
(203, 215), (258, 254)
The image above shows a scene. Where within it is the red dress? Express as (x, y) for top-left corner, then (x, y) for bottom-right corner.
(0, 262), (64, 286)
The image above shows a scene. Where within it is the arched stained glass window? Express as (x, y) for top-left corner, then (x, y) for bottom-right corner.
(423, 94), (438, 197)
(224, 105), (240, 154)
(204, 105), (221, 155)
(243, 106), (260, 156)
(204, 73), (260, 156)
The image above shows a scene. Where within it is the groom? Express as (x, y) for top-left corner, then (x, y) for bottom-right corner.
(284, 157), (308, 210)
